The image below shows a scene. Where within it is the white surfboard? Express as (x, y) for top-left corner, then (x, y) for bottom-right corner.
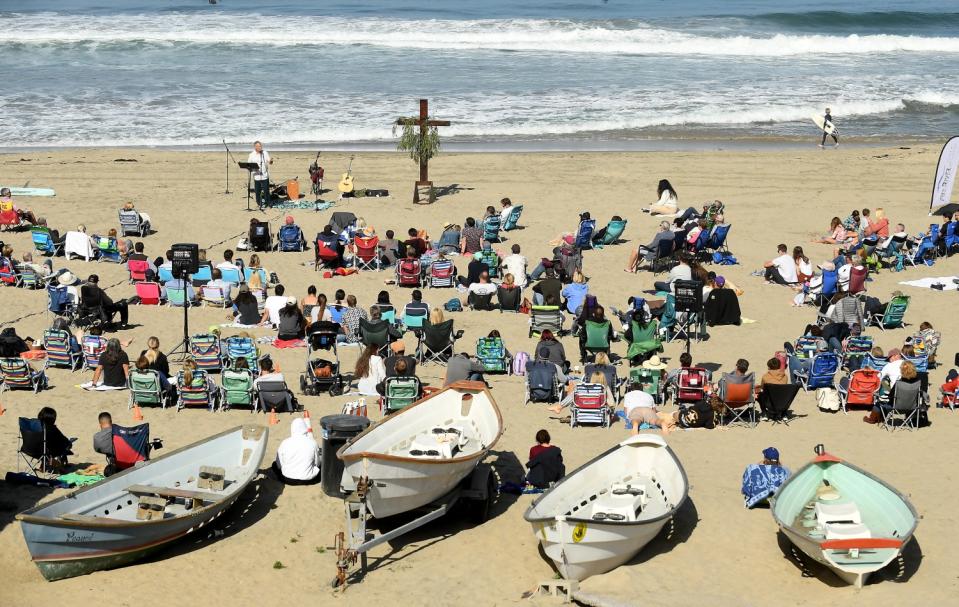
(811, 114), (837, 135)
(0, 186), (56, 197)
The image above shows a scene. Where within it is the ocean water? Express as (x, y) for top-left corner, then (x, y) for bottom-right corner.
(1, 0), (957, 148)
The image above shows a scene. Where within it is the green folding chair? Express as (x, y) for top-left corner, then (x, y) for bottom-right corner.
(220, 368), (256, 411)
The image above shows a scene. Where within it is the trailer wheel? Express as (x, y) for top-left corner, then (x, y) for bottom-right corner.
(469, 469), (497, 523)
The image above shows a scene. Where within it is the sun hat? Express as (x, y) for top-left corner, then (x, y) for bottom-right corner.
(443, 221), (454, 230)
(762, 447), (780, 461)
(642, 355), (668, 370)
(56, 271), (79, 286)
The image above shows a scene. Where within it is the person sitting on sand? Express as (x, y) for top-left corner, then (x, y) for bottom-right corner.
(435, 222), (461, 255)
(460, 217), (484, 255)
(88, 339), (130, 389)
(273, 417), (320, 485)
(812, 217), (849, 245)
(354, 344), (386, 396)
(762, 244), (798, 286)
(642, 179), (678, 216)
(626, 221), (674, 273)
(742, 447), (791, 508)
(457, 251), (487, 289)
(444, 351), (486, 386)
(525, 429), (565, 489)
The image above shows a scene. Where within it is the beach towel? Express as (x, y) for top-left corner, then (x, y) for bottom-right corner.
(57, 472), (105, 487)
(64, 231), (95, 261)
(742, 463), (791, 508)
(78, 382), (127, 391)
(899, 276), (959, 291)
(267, 199), (333, 211)
(272, 338), (306, 348)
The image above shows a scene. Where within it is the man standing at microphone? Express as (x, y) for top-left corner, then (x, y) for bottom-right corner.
(247, 141), (273, 209)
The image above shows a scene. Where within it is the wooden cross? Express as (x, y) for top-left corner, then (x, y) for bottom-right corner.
(396, 98), (450, 203)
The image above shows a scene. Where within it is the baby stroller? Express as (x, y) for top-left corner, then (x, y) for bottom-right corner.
(300, 322), (344, 396)
(309, 152), (324, 195)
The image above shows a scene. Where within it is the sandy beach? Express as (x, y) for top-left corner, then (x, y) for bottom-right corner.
(1, 145), (957, 606)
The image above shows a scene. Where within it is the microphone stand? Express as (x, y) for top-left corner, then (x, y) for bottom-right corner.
(223, 140), (242, 195)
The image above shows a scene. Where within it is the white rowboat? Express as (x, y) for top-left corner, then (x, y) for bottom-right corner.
(524, 434), (688, 581)
(338, 381), (503, 518)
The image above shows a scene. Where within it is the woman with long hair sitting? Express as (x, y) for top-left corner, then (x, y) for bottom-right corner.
(354, 343), (386, 396)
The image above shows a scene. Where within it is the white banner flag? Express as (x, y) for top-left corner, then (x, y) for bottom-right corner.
(930, 136), (959, 212)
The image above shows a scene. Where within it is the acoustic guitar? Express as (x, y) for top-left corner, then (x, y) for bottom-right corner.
(338, 155), (355, 193)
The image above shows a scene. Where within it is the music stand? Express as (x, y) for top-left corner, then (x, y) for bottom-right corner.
(673, 279), (704, 355)
(238, 162), (260, 211)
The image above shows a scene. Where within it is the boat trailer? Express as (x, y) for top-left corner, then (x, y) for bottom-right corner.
(333, 464), (497, 588)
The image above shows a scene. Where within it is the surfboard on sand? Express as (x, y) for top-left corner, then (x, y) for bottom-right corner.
(811, 115), (837, 135)
(0, 186), (56, 197)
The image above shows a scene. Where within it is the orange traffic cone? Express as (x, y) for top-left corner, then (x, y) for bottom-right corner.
(303, 409), (312, 433)
(269, 408), (279, 425)
(132, 404), (144, 421)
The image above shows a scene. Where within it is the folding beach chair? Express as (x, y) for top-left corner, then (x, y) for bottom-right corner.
(574, 219), (596, 250)
(176, 370), (217, 411)
(718, 377), (756, 428)
(877, 236), (907, 268)
(0, 358), (47, 394)
(483, 214), (502, 243)
(256, 380), (295, 413)
(223, 336), (258, 373)
(0, 209), (25, 231)
(674, 367), (709, 406)
(497, 286), (521, 312)
(220, 267), (243, 285)
(428, 258), (455, 288)
(841, 336), (873, 370)
(792, 352), (840, 391)
(118, 209), (149, 237)
(417, 319), (458, 364)
(0, 258), (21, 287)
(867, 294), (909, 330)
(846, 265), (868, 295)
(625, 318), (662, 365)
(244, 267), (268, 285)
(353, 235), (380, 271)
(166, 286), (190, 307)
(278, 224), (307, 252)
(586, 362), (622, 403)
(380, 376), (422, 413)
(201, 284), (230, 308)
(593, 219), (627, 248)
(192, 265), (213, 283)
(127, 259), (150, 283)
(157, 266), (175, 283)
(479, 249), (500, 279)
(17, 417), (52, 476)
(837, 368), (881, 413)
(759, 383), (800, 424)
(650, 238), (674, 274)
(31, 227), (62, 256)
(314, 238), (341, 268)
(94, 236), (122, 263)
(525, 360), (561, 404)
(82, 335), (107, 370)
(402, 307), (428, 333)
(220, 368), (256, 411)
(359, 317), (393, 356)
(528, 305), (564, 337)
(880, 380), (922, 432)
(860, 353), (888, 372)
(249, 220), (273, 252)
(18, 265), (40, 290)
(467, 291), (495, 311)
(582, 319), (611, 362)
(135, 281), (163, 305)
(503, 205), (524, 231)
(111, 423), (152, 472)
(704, 224), (731, 256)
(190, 334), (222, 373)
(476, 337), (511, 374)
(128, 369), (168, 410)
(42, 329), (81, 372)
(629, 368), (663, 405)
(396, 258), (423, 287)
(570, 383), (610, 428)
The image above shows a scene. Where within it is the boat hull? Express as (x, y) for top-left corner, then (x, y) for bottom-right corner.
(18, 425), (267, 581)
(531, 517), (669, 581)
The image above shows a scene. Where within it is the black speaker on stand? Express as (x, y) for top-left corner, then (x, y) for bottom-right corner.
(168, 243), (200, 361)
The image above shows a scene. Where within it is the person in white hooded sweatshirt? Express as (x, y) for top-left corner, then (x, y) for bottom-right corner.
(272, 417), (320, 484)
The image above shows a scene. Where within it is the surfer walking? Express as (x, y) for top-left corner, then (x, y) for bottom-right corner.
(819, 107), (839, 148)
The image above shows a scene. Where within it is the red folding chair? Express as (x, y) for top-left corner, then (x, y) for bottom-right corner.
(354, 235), (380, 270)
(135, 281), (163, 305)
(128, 259), (150, 282)
(315, 238), (340, 268)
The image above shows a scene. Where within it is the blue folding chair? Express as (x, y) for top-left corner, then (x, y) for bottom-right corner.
(220, 267), (243, 285)
(793, 352), (840, 391)
(31, 227), (62, 256)
(574, 219), (596, 249)
(503, 205), (523, 231)
(483, 215), (502, 243)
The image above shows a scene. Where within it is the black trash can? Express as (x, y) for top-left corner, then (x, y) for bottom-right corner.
(320, 414), (371, 497)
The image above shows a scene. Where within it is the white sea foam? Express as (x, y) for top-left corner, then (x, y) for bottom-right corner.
(3, 14), (959, 56)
